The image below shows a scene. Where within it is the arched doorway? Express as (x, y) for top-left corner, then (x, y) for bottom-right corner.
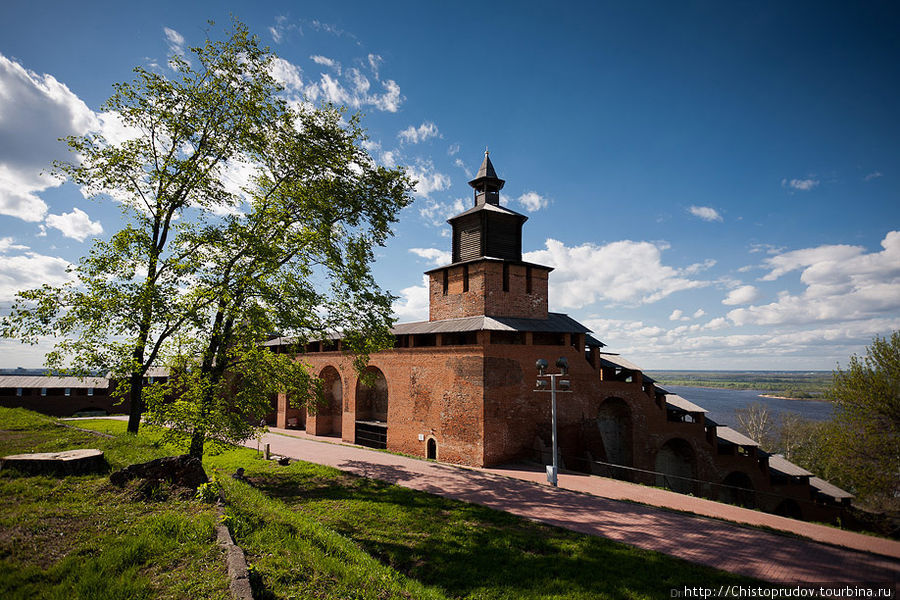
(318, 366), (343, 436)
(427, 438), (437, 460)
(355, 367), (388, 449)
(596, 397), (633, 468)
(774, 498), (803, 520)
(720, 471), (756, 508)
(655, 438), (697, 494)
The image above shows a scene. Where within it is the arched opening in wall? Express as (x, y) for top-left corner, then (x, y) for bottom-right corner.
(427, 438), (437, 460)
(654, 438), (697, 495)
(594, 397), (633, 477)
(318, 366), (343, 437)
(285, 392), (306, 430)
(720, 471), (756, 508)
(354, 366), (388, 449)
(774, 498), (803, 520)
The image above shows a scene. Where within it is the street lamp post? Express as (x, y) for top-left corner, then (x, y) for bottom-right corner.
(535, 357), (572, 486)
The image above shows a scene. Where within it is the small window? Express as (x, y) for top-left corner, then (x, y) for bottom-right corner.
(16, 388), (22, 397)
(41, 387), (47, 397)
(502, 263), (509, 292)
(442, 269), (448, 295)
(462, 265), (469, 293)
(87, 387), (94, 396)
(526, 266), (533, 294)
(65, 388), (71, 396)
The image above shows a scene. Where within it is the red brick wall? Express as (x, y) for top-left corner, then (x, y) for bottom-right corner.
(429, 261), (550, 321)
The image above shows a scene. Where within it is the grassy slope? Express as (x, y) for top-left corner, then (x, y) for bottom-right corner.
(68, 417), (759, 599)
(0, 410), (228, 600)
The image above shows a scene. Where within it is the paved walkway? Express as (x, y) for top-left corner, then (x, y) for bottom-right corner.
(250, 428), (899, 584)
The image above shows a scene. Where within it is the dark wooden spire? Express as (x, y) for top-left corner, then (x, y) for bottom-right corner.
(468, 150), (505, 206)
(450, 152), (526, 262)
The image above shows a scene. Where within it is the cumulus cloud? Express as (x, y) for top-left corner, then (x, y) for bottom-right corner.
(44, 207), (103, 241)
(406, 161), (451, 199)
(524, 238), (712, 309)
(782, 177), (819, 191)
(391, 275), (429, 322)
(688, 205), (722, 222)
(398, 122), (440, 144)
(516, 191), (549, 212)
(669, 309), (689, 321)
(722, 285), (761, 306)
(409, 247), (451, 266)
(727, 231), (900, 327)
(0, 251), (74, 301)
(0, 54), (98, 222)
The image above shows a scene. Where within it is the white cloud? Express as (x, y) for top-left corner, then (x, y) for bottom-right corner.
(367, 54), (382, 78)
(0, 54), (98, 222)
(409, 247), (451, 266)
(781, 177), (819, 191)
(164, 27), (186, 56)
(269, 57), (305, 94)
(692, 308), (706, 319)
(44, 207), (103, 241)
(688, 205), (723, 222)
(0, 251), (74, 301)
(727, 231), (900, 327)
(406, 161), (451, 199)
(864, 171), (883, 182)
(669, 309), (689, 321)
(398, 122), (440, 144)
(391, 275), (429, 322)
(419, 197), (467, 227)
(722, 285), (761, 306)
(0, 237), (28, 253)
(516, 191), (549, 212)
(524, 238), (712, 309)
(310, 55), (341, 73)
(447, 143), (460, 156)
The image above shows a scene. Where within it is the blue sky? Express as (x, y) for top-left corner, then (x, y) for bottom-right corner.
(1, 1), (898, 370)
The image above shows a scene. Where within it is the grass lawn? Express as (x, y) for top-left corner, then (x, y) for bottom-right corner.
(21, 413), (760, 599)
(0, 409), (228, 600)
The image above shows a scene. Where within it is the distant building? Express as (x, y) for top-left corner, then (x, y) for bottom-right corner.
(267, 152), (852, 523)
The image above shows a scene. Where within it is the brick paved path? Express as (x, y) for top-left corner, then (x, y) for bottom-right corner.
(251, 428), (899, 584)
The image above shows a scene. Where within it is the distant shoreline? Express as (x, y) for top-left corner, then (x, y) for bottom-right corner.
(659, 383), (828, 402)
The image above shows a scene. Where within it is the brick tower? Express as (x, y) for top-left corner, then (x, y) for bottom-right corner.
(426, 151), (554, 321)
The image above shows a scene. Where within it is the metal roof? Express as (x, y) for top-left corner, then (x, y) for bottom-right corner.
(768, 454), (813, 477)
(597, 353), (643, 372)
(448, 200), (526, 222)
(666, 394), (708, 413)
(585, 334), (606, 348)
(392, 312), (593, 335)
(716, 426), (759, 447)
(809, 476), (853, 500)
(264, 313), (599, 346)
(0, 375), (108, 388)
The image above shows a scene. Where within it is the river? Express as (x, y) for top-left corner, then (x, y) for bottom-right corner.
(662, 385), (834, 427)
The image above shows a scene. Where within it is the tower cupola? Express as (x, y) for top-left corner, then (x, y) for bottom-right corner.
(449, 153), (526, 263)
(468, 150), (505, 206)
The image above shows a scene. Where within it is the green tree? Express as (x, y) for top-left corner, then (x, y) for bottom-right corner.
(145, 107), (410, 458)
(2, 20), (412, 447)
(824, 331), (900, 506)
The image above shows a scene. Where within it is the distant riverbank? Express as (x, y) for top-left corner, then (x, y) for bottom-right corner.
(645, 370), (830, 400)
(661, 385), (833, 426)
